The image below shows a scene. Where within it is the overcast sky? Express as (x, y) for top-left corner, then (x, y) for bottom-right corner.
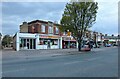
(0, 0), (119, 36)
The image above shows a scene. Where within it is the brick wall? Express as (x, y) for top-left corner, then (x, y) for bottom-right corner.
(28, 21), (62, 36)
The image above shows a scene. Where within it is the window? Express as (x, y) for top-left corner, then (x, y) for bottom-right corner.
(39, 38), (43, 45)
(56, 27), (59, 34)
(48, 26), (53, 34)
(39, 38), (48, 45)
(53, 40), (58, 45)
(51, 39), (58, 45)
(41, 25), (45, 33)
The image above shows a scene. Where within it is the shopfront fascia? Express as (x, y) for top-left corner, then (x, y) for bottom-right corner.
(38, 35), (61, 49)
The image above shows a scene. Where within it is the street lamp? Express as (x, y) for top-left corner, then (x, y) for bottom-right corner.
(67, 30), (70, 48)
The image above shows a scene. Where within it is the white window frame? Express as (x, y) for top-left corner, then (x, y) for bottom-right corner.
(41, 25), (45, 33)
(49, 26), (53, 34)
(55, 27), (59, 34)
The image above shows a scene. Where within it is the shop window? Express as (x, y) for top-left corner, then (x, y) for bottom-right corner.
(40, 40), (44, 45)
(41, 25), (45, 33)
(51, 39), (58, 45)
(53, 40), (58, 45)
(39, 38), (48, 45)
(44, 41), (48, 45)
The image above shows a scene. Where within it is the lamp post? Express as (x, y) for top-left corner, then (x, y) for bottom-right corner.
(67, 30), (70, 48)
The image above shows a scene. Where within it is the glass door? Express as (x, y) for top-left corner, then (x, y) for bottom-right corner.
(20, 38), (36, 50)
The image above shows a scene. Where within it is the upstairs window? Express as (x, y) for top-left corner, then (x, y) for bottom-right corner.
(48, 26), (53, 34)
(41, 25), (45, 33)
(55, 27), (59, 34)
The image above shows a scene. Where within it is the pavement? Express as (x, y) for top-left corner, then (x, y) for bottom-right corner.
(2, 46), (118, 77)
(2, 47), (117, 63)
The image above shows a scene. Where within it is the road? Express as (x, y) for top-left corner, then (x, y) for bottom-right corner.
(2, 47), (118, 77)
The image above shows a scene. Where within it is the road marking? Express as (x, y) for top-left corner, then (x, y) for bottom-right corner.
(64, 61), (85, 65)
(3, 69), (25, 73)
(64, 57), (103, 65)
(86, 57), (102, 61)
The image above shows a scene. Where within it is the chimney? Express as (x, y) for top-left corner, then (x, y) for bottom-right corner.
(105, 34), (107, 36)
(112, 34), (114, 37)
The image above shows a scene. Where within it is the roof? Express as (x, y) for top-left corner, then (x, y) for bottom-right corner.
(28, 20), (61, 26)
(104, 36), (120, 39)
(28, 20), (48, 24)
(0, 33), (2, 36)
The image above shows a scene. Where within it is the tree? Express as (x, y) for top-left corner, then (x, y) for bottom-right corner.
(2, 35), (13, 47)
(60, 0), (98, 51)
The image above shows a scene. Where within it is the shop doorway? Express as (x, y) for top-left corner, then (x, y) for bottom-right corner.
(62, 40), (76, 49)
(20, 38), (36, 50)
(47, 40), (51, 49)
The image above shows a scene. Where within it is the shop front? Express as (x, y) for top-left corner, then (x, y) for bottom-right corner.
(13, 33), (62, 51)
(62, 37), (77, 49)
(19, 38), (36, 50)
(38, 35), (61, 49)
(13, 33), (38, 51)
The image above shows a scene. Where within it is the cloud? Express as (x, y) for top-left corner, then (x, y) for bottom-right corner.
(1, 1), (119, 36)
(2, 21), (19, 35)
(2, 2), (66, 35)
(91, 1), (118, 35)
(0, 3), (2, 33)
(2, 0), (69, 2)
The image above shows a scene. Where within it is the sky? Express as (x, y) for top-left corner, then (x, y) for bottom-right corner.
(0, 0), (119, 36)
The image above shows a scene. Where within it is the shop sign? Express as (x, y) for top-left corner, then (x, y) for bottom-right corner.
(40, 36), (49, 38)
(40, 35), (59, 39)
(63, 37), (70, 40)
(48, 36), (59, 38)
(67, 32), (71, 36)
(63, 37), (76, 41)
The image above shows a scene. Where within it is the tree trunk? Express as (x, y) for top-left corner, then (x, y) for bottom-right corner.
(78, 42), (81, 51)
(78, 37), (82, 51)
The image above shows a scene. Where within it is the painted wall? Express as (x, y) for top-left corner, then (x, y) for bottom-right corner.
(14, 33), (62, 51)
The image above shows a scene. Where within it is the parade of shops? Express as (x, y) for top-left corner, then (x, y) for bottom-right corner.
(13, 20), (78, 51)
(13, 33), (78, 51)
(13, 20), (119, 51)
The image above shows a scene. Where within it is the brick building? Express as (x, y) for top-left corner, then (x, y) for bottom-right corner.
(13, 19), (115, 51)
(13, 20), (77, 51)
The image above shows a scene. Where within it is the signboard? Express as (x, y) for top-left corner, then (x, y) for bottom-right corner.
(67, 32), (71, 36)
(62, 37), (76, 41)
(40, 35), (59, 39)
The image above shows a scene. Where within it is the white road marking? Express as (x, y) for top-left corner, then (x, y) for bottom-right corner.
(64, 61), (85, 65)
(64, 57), (103, 65)
(86, 57), (102, 61)
(3, 68), (25, 73)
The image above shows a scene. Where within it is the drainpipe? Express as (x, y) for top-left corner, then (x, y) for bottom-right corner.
(16, 32), (19, 51)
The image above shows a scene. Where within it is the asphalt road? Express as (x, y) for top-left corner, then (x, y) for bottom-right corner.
(2, 47), (118, 77)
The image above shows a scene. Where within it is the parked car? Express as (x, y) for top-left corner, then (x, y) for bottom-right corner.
(81, 45), (91, 51)
(105, 44), (112, 47)
(113, 44), (118, 46)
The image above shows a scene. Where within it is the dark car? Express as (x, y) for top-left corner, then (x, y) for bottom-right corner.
(113, 44), (118, 46)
